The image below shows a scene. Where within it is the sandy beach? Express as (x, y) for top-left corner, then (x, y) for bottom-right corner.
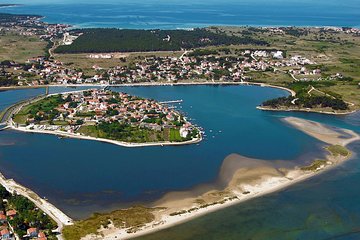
(79, 117), (359, 240)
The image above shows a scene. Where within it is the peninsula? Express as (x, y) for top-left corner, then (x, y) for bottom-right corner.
(10, 89), (202, 147)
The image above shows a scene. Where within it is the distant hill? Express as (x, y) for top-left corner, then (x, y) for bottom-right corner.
(54, 28), (268, 53)
(0, 4), (20, 7)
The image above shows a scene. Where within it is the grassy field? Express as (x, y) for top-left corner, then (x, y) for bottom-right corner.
(77, 125), (99, 138)
(169, 128), (182, 142)
(0, 32), (47, 62)
(62, 206), (156, 240)
(77, 125), (186, 143)
(12, 102), (36, 125)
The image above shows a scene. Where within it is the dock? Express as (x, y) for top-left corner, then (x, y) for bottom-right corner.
(159, 100), (183, 104)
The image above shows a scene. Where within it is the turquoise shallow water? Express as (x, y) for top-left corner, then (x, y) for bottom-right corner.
(0, 0), (359, 28)
(0, 85), (330, 219)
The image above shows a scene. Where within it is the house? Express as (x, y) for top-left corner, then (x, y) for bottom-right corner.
(0, 229), (10, 239)
(272, 51), (283, 59)
(179, 127), (189, 138)
(38, 232), (47, 240)
(27, 228), (38, 238)
(5, 210), (16, 219)
(0, 214), (6, 224)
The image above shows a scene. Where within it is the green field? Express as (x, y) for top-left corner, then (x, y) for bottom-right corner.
(0, 32), (47, 62)
(169, 128), (182, 142)
(77, 124), (188, 143)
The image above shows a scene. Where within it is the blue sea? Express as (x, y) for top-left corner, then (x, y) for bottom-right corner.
(0, 0), (359, 28)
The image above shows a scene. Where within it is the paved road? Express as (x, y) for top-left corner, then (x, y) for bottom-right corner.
(0, 95), (45, 125)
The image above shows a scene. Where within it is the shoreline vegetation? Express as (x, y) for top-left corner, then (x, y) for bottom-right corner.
(60, 117), (359, 240)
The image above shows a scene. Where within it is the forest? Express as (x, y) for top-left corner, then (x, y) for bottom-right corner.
(55, 28), (268, 53)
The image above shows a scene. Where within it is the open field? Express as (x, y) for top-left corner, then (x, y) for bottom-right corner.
(0, 32), (47, 62)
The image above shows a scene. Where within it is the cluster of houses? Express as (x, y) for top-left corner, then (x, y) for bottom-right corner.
(13, 57), (84, 86)
(1, 16), (353, 86)
(97, 50), (321, 84)
(0, 14), (358, 87)
(0, 210), (47, 240)
(0, 210), (15, 240)
(0, 13), (69, 40)
(1, 47), (331, 86)
(263, 27), (360, 36)
(26, 89), (196, 139)
(323, 27), (360, 35)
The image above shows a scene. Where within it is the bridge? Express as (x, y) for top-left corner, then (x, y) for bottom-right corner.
(103, 85), (111, 91)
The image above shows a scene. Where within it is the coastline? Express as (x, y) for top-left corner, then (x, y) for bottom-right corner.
(0, 172), (73, 239)
(80, 117), (360, 240)
(9, 125), (203, 148)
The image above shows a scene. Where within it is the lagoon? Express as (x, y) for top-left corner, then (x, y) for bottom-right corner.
(0, 85), (326, 219)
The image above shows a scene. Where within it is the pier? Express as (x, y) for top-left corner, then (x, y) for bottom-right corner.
(160, 100), (183, 104)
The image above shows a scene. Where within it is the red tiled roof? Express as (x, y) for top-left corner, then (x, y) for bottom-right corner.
(0, 228), (9, 235)
(6, 210), (16, 216)
(27, 227), (37, 234)
(38, 232), (47, 238)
